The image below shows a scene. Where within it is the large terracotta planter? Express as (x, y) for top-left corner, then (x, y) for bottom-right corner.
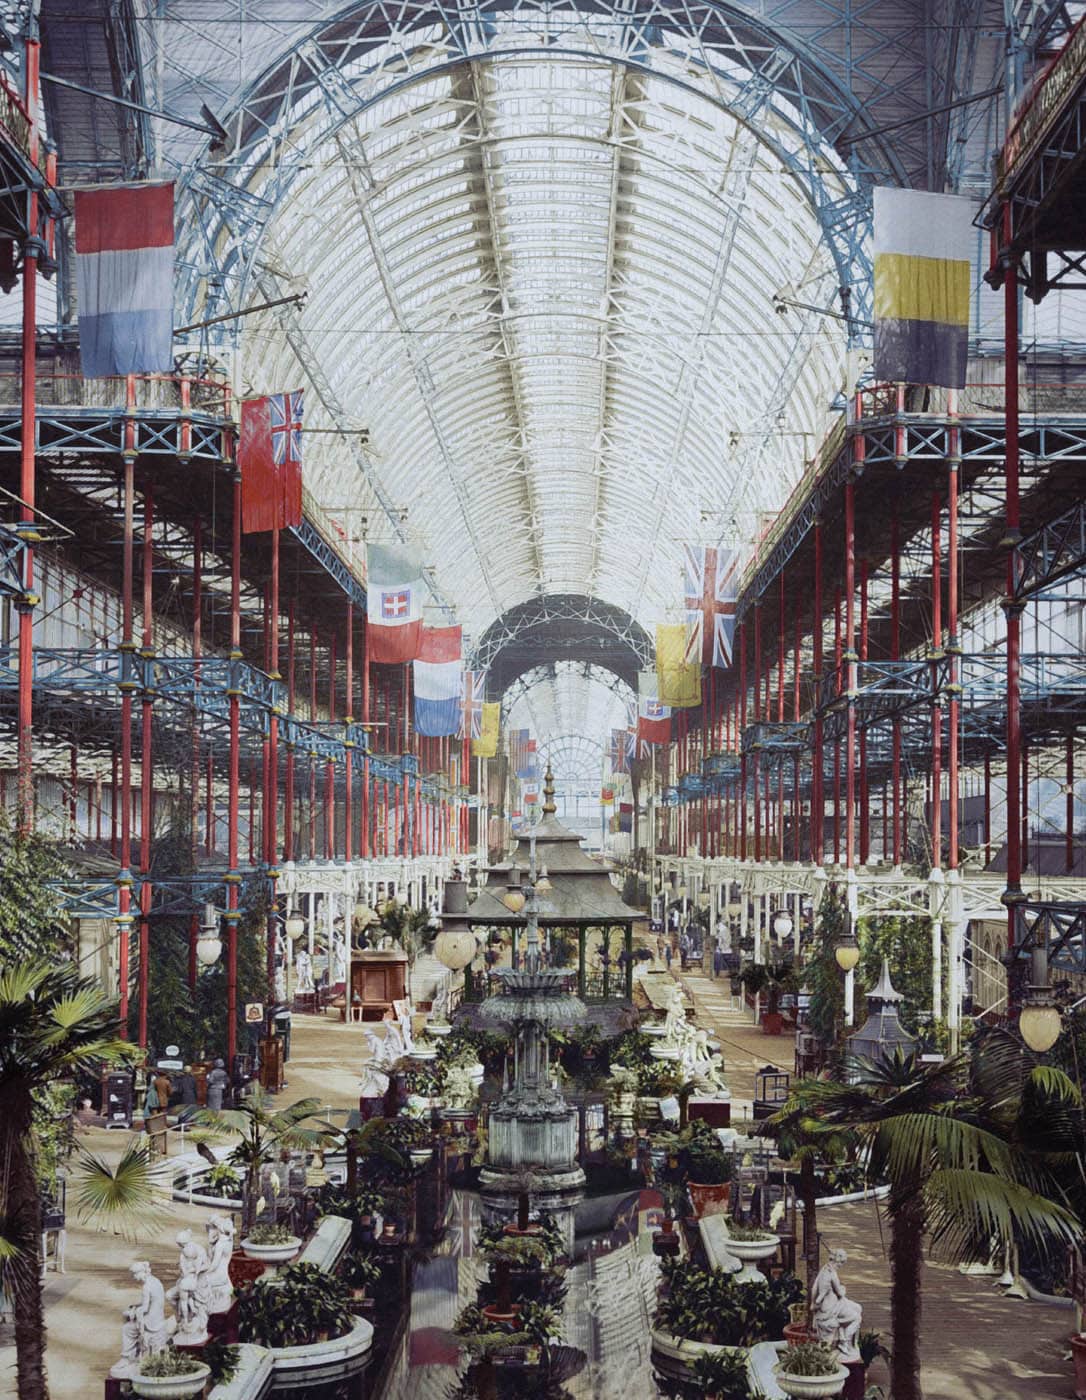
(783, 1322), (810, 1346)
(688, 1181), (731, 1219)
(761, 1011), (783, 1036)
(1071, 1332), (1086, 1399)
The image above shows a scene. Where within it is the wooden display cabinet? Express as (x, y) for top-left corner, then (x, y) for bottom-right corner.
(348, 949), (408, 1021)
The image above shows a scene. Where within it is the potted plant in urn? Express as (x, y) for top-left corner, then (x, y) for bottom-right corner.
(738, 960), (797, 1036)
(131, 1347), (212, 1400)
(721, 1222), (780, 1284)
(773, 1342), (849, 1398)
(683, 1120), (736, 1218)
(689, 1348), (757, 1400)
(341, 1250), (382, 1308)
(237, 1262), (355, 1348)
(239, 1219), (302, 1266)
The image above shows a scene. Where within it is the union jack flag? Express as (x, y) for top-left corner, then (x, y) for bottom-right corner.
(683, 543), (740, 667)
(459, 670), (484, 739)
(269, 389), (304, 468)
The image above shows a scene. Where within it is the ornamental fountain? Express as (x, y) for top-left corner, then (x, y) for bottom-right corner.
(476, 767), (587, 1249)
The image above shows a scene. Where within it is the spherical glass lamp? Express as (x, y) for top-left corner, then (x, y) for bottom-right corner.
(501, 886), (527, 914)
(727, 900), (743, 919)
(284, 910), (306, 941)
(394, 891), (409, 908)
(1019, 998), (1062, 1054)
(676, 885), (688, 900)
(834, 933), (860, 972)
(535, 866), (553, 893)
(773, 911), (794, 939)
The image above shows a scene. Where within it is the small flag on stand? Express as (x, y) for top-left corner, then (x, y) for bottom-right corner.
(472, 702), (500, 758)
(873, 187), (975, 390)
(413, 625), (462, 737)
(74, 182), (175, 378)
(656, 623), (701, 707)
(684, 544), (739, 667)
(367, 543), (425, 664)
(239, 390), (305, 532)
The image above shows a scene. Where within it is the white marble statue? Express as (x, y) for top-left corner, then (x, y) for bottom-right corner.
(167, 1229), (211, 1344)
(396, 1002), (415, 1054)
(684, 1028), (730, 1099)
(204, 1214), (235, 1314)
(332, 937), (348, 986)
(362, 1023), (402, 1070)
(111, 1261), (171, 1377)
(442, 1064), (477, 1111)
(812, 1248), (863, 1361)
(661, 983), (696, 1053)
(295, 948), (315, 994)
(274, 962), (287, 1003)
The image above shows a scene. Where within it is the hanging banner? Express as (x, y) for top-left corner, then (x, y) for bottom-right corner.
(239, 390), (304, 532)
(637, 670), (672, 744)
(683, 544), (739, 667)
(873, 187), (974, 390)
(656, 623), (701, 708)
(366, 543), (424, 663)
(472, 701), (500, 758)
(74, 182), (174, 378)
(413, 625), (462, 737)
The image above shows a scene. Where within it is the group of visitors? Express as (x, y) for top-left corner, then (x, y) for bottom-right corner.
(141, 1059), (231, 1116)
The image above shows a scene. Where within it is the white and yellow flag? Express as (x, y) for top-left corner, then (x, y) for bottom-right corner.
(873, 188), (975, 390)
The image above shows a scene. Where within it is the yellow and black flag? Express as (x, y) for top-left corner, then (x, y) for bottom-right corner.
(873, 188), (974, 390)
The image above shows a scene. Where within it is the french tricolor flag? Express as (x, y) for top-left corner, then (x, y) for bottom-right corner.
(413, 626), (462, 738)
(74, 183), (174, 379)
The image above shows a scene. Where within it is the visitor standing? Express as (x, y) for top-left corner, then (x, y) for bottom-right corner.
(206, 1059), (230, 1112)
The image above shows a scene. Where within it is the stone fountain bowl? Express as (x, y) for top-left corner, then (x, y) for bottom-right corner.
(490, 968), (577, 993)
(478, 992), (587, 1028)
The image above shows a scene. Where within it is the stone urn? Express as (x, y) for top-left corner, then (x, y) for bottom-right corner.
(773, 1361), (849, 1398)
(131, 1361), (212, 1400)
(723, 1233), (779, 1284)
(409, 1146), (433, 1167)
(240, 1234), (302, 1267)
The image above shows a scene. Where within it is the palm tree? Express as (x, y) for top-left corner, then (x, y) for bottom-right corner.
(193, 1085), (333, 1231)
(794, 1049), (1080, 1400)
(0, 959), (133, 1400)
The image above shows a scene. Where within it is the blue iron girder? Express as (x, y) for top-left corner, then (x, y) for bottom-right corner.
(1013, 498), (1086, 600)
(288, 517), (367, 612)
(741, 721), (810, 755)
(740, 413), (1086, 615)
(1012, 901), (1086, 976)
(0, 408), (230, 461)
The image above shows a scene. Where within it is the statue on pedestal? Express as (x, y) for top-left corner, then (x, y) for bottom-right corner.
(812, 1248), (863, 1362)
(332, 937), (348, 986)
(660, 982), (696, 1055)
(442, 1064), (477, 1111)
(204, 1214), (235, 1314)
(167, 1229), (211, 1344)
(684, 1028), (730, 1099)
(110, 1261), (170, 1378)
(295, 948), (315, 994)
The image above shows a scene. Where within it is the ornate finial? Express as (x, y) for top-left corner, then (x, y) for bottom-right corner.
(542, 764), (556, 814)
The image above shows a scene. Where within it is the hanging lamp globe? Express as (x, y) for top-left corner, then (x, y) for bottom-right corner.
(195, 935), (222, 967)
(535, 865), (553, 893)
(434, 927), (477, 972)
(502, 886), (527, 914)
(834, 931), (860, 972)
(1019, 997), (1062, 1054)
(773, 910), (794, 939)
(284, 911), (306, 941)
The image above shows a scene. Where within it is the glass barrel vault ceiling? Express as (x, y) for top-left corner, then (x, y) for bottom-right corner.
(192, 35), (853, 767)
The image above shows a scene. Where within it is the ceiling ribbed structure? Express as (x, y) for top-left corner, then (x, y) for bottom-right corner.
(43, 0), (1067, 784)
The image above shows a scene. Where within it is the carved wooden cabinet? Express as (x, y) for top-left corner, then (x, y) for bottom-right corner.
(349, 950), (408, 1021)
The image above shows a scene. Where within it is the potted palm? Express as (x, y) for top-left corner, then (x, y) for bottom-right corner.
(773, 1342), (849, 1398)
(683, 1121), (736, 1218)
(739, 960), (797, 1035)
(131, 1348), (211, 1400)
